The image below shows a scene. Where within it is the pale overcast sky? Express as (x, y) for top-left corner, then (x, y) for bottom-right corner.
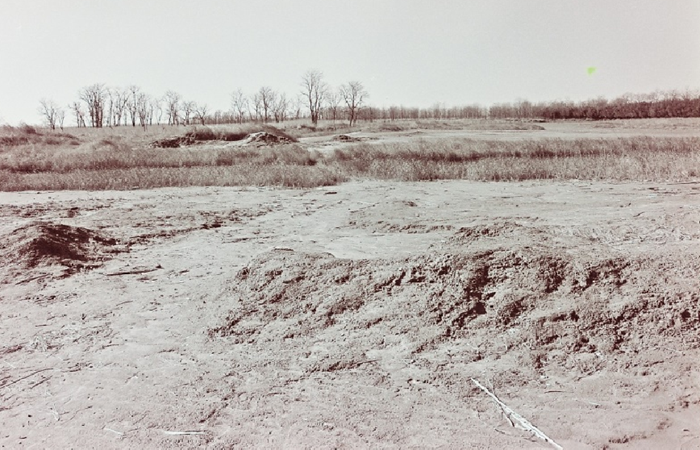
(1, 0), (699, 125)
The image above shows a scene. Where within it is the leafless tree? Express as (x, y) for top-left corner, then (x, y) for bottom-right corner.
(106, 87), (130, 126)
(106, 88), (114, 127)
(163, 91), (181, 125)
(230, 89), (248, 123)
(38, 99), (60, 130)
(150, 97), (162, 125)
(194, 103), (209, 125)
(79, 83), (108, 127)
(340, 81), (368, 126)
(293, 95), (303, 120)
(301, 70), (327, 125)
(57, 108), (66, 130)
(326, 91), (342, 122)
(258, 86), (276, 122)
(125, 86), (142, 126)
(272, 93), (289, 123)
(181, 100), (196, 125)
(252, 93), (263, 121)
(135, 92), (150, 128)
(70, 101), (86, 127)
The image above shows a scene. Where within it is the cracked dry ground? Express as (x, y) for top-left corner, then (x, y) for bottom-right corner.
(1, 180), (699, 449)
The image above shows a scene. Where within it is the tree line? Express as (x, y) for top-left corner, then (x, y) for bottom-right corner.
(37, 70), (370, 130)
(38, 71), (700, 130)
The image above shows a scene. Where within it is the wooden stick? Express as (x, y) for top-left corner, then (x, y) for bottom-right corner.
(105, 267), (159, 276)
(472, 378), (563, 450)
(162, 430), (207, 436)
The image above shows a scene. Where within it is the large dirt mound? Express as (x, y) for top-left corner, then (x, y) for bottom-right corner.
(210, 247), (700, 383)
(0, 221), (120, 281)
(244, 131), (293, 146)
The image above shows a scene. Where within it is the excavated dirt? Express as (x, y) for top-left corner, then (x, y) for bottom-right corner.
(1, 178), (700, 449)
(0, 221), (121, 282)
(243, 131), (294, 146)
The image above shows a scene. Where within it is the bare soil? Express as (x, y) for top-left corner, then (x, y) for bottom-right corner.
(1, 122), (700, 449)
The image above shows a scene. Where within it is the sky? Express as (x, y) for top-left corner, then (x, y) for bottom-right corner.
(1, 0), (699, 125)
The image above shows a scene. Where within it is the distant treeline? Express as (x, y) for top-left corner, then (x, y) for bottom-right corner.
(381, 91), (700, 122)
(37, 79), (700, 130)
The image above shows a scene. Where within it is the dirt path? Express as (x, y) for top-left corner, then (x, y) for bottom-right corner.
(1, 180), (699, 448)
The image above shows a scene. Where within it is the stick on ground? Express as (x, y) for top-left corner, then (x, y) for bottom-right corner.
(472, 378), (563, 450)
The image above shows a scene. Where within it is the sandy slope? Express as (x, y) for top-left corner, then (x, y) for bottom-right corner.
(1, 177), (699, 449)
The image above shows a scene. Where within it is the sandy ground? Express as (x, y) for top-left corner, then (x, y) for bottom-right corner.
(1, 124), (700, 449)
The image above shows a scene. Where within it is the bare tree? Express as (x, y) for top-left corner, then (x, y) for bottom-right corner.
(293, 95), (303, 120)
(301, 69), (328, 125)
(125, 85), (142, 126)
(150, 97), (162, 125)
(70, 101), (86, 127)
(135, 92), (150, 128)
(181, 100), (195, 125)
(106, 88), (114, 127)
(272, 93), (289, 123)
(258, 86), (276, 122)
(57, 108), (66, 130)
(107, 87), (130, 126)
(340, 81), (368, 126)
(326, 91), (342, 122)
(79, 83), (108, 127)
(194, 103), (209, 125)
(230, 89), (249, 123)
(252, 92), (263, 121)
(38, 99), (59, 130)
(163, 91), (181, 125)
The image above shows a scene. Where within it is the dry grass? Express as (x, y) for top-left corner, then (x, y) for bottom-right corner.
(285, 118), (545, 138)
(1, 123), (699, 191)
(327, 137), (700, 182)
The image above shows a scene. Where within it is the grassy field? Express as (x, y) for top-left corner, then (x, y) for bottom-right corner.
(1, 121), (699, 191)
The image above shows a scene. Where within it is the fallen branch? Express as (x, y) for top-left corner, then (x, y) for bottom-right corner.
(105, 267), (160, 277)
(471, 378), (563, 450)
(162, 430), (207, 436)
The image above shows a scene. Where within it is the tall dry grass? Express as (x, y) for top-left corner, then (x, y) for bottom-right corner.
(326, 137), (700, 182)
(1, 128), (699, 191)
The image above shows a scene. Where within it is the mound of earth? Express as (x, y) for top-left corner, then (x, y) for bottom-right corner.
(151, 134), (196, 148)
(244, 131), (293, 146)
(332, 134), (362, 142)
(0, 221), (120, 281)
(210, 245), (700, 380)
(206, 245), (700, 445)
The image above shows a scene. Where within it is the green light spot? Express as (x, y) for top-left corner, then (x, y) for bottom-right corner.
(587, 67), (597, 76)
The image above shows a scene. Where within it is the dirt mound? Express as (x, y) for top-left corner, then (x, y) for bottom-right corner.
(0, 221), (120, 281)
(151, 134), (195, 148)
(151, 133), (196, 148)
(244, 131), (293, 146)
(210, 247), (700, 385)
(451, 220), (536, 242)
(332, 134), (362, 142)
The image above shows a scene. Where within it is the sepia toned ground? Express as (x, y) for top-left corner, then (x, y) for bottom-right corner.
(1, 122), (700, 449)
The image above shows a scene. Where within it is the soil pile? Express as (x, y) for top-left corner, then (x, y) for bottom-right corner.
(210, 244), (700, 386)
(332, 134), (362, 142)
(0, 221), (120, 281)
(151, 134), (196, 148)
(244, 131), (293, 146)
